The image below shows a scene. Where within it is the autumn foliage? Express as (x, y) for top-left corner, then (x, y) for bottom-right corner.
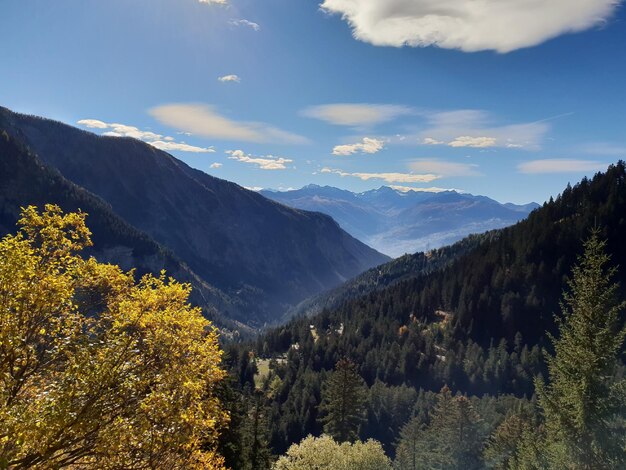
(0, 205), (227, 469)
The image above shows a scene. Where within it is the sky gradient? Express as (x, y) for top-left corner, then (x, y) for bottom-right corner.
(2, 0), (626, 204)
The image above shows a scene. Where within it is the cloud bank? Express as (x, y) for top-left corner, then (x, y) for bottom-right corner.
(150, 104), (309, 144)
(320, 0), (620, 53)
(77, 119), (214, 153)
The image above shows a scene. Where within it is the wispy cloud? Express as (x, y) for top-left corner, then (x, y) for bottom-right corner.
(229, 19), (260, 31)
(199, 0), (227, 4)
(227, 149), (293, 170)
(320, 0), (619, 53)
(409, 160), (481, 177)
(210, 162), (223, 169)
(77, 119), (214, 153)
(448, 136), (497, 148)
(415, 110), (549, 150)
(579, 142), (626, 157)
(218, 74), (241, 83)
(150, 103), (309, 144)
(332, 137), (385, 156)
(303, 103), (412, 127)
(149, 141), (215, 153)
(517, 159), (608, 174)
(320, 167), (439, 184)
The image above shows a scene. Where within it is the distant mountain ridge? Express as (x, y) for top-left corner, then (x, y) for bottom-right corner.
(262, 184), (539, 257)
(0, 107), (389, 328)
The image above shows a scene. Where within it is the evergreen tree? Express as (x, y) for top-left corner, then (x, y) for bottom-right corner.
(536, 230), (626, 469)
(484, 414), (533, 470)
(241, 390), (273, 470)
(319, 359), (367, 442)
(421, 386), (484, 470)
(394, 416), (426, 470)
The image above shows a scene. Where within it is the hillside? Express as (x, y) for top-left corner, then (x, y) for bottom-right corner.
(286, 232), (488, 320)
(236, 162), (626, 452)
(262, 185), (538, 256)
(0, 129), (250, 334)
(0, 107), (389, 327)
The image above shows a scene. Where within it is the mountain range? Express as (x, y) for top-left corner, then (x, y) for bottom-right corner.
(244, 162), (626, 453)
(262, 185), (539, 257)
(0, 107), (389, 329)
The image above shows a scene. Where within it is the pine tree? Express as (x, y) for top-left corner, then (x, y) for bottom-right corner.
(536, 230), (626, 469)
(484, 414), (533, 470)
(319, 359), (367, 442)
(422, 386), (484, 470)
(241, 389), (273, 470)
(394, 416), (425, 470)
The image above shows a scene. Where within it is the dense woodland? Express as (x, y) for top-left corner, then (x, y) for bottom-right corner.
(221, 162), (626, 467)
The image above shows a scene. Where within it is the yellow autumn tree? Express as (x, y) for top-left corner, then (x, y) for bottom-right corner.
(0, 205), (227, 469)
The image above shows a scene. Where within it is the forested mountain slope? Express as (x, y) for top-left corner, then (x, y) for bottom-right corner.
(234, 162), (626, 453)
(0, 130), (248, 333)
(0, 107), (389, 327)
(286, 232), (488, 320)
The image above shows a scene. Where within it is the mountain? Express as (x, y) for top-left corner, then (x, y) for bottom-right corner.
(237, 162), (626, 453)
(0, 129), (250, 336)
(0, 107), (389, 327)
(286, 232), (489, 320)
(279, 162), (626, 348)
(262, 184), (539, 257)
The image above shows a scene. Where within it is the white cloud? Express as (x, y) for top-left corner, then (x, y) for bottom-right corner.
(517, 159), (608, 174)
(199, 0), (227, 4)
(100, 123), (162, 142)
(390, 185), (465, 193)
(244, 186), (264, 192)
(409, 160), (481, 177)
(332, 137), (385, 155)
(320, 0), (619, 53)
(303, 103), (412, 126)
(77, 119), (108, 129)
(448, 136), (497, 148)
(416, 110), (549, 150)
(320, 167), (439, 183)
(218, 74), (241, 83)
(150, 103), (309, 144)
(210, 162), (223, 169)
(230, 19), (261, 31)
(149, 140), (214, 153)
(77, 119), (214, 153)
(422, 137), (444, 145)
(227, 149), (293, 170)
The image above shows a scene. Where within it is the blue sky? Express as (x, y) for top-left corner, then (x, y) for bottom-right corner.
(2, 0), (625, 204)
